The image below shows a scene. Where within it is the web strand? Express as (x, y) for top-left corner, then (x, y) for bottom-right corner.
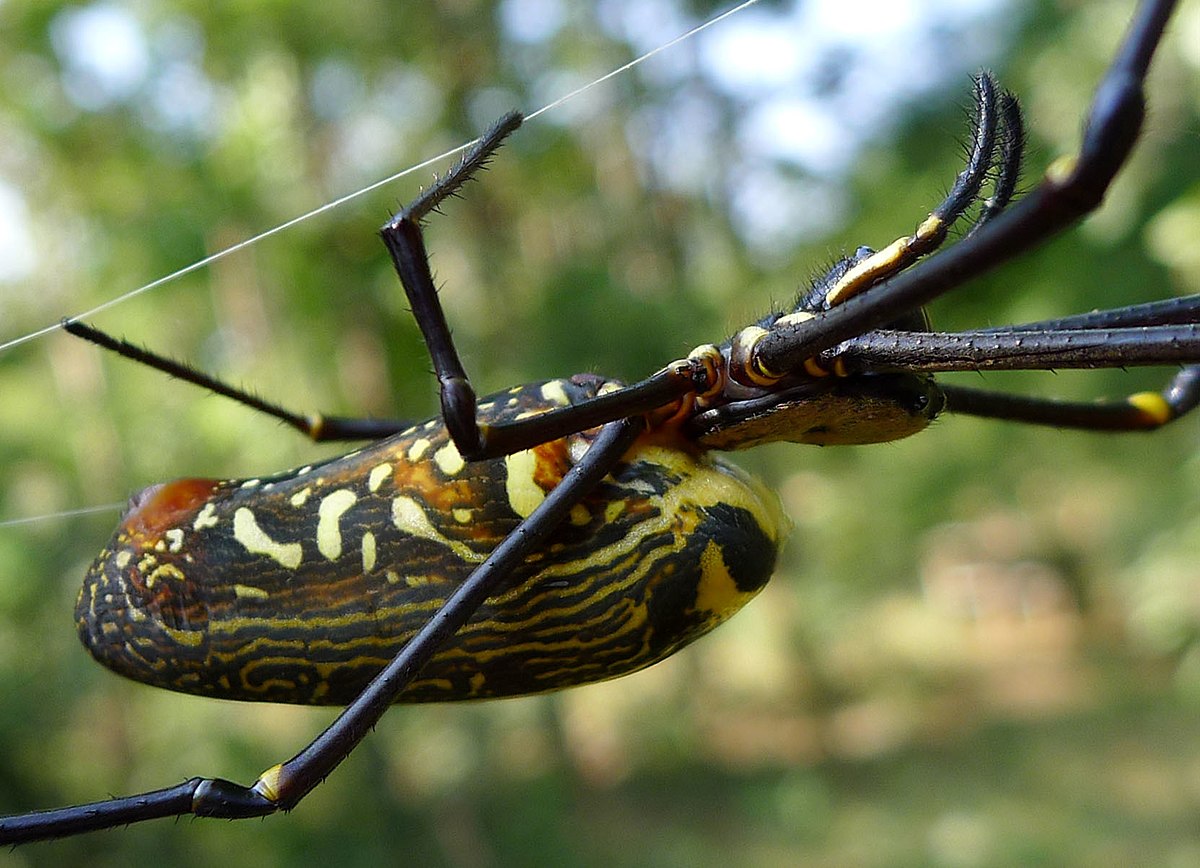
(0, 503), (124, 529)
(1, 0), (763, 528)
(0, 0), (762, 358)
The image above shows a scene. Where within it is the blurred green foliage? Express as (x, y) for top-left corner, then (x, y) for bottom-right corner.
(2, 0), (1200, 865)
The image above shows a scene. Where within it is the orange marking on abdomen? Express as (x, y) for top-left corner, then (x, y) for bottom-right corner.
(124, 478), (220, 536)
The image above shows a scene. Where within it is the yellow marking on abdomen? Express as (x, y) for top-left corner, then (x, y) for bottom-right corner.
(693, 540), (748, 619)
(145, 563), (186, 589)
(540, 380), (570, 405)
(362, 531), (377, 573)
(233, 508), (303, 569)
(434, 442), (465, 476)
(407, 438), (431, 462)
(317, 489), (358, 561)
(368, 463), (393, 492)
(193, 503), (219, 531)
(392, 496), (486, 562)
(504, 449), (544, 518)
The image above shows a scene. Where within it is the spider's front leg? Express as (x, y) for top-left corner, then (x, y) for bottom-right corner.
(751, 0), (1180, 376)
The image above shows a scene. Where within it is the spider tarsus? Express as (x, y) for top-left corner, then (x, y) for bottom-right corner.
(403, 110), (525, 224)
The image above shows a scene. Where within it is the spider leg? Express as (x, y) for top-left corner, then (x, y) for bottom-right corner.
(378, 114), (725, 460)
(977, 296), (1200, 332)
(379, 112), (524, 459)
(832, 323), (1200, 372)
(468, 358), (711, 457)
(63, 112), (530, 447)
(821, 73), (1002, 308)
(836, 311), (1200, 429)
(0, 415), (643, 844)
(942, 367), (1200, 431)
(64, 312), (709, 457)
(755, 0), (1179, 375)
(67, 113), (542, 450)
(885, 294), (1200, 366)
(62, 320), (412, 442)
(965, 91), (1024, 238)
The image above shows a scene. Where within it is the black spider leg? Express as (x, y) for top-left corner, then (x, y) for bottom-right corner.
(966, 297), (1200, 427)
(941, 370), (1200, 431)
(379, 111), (523, 459)
(833, 321), (1200, 373)
(65, 115), (700, 453)
(754, 0), (1179, 377)
(0, 416), (644, 844)
(959, 85), (1199, 437)
(964, 91), (1024, 239)
(379, 113), (712, 461)
(814, 73), (1003, 313)
(61, 320), (410, 442)
(824, 41), (1180, 419)
(830, 297), (1200, 431)
(977, 295), (1200, 331)
(750, 76), (1015, 382)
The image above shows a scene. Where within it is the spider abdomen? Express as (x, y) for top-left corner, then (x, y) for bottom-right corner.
(75, 376), (786, 705)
